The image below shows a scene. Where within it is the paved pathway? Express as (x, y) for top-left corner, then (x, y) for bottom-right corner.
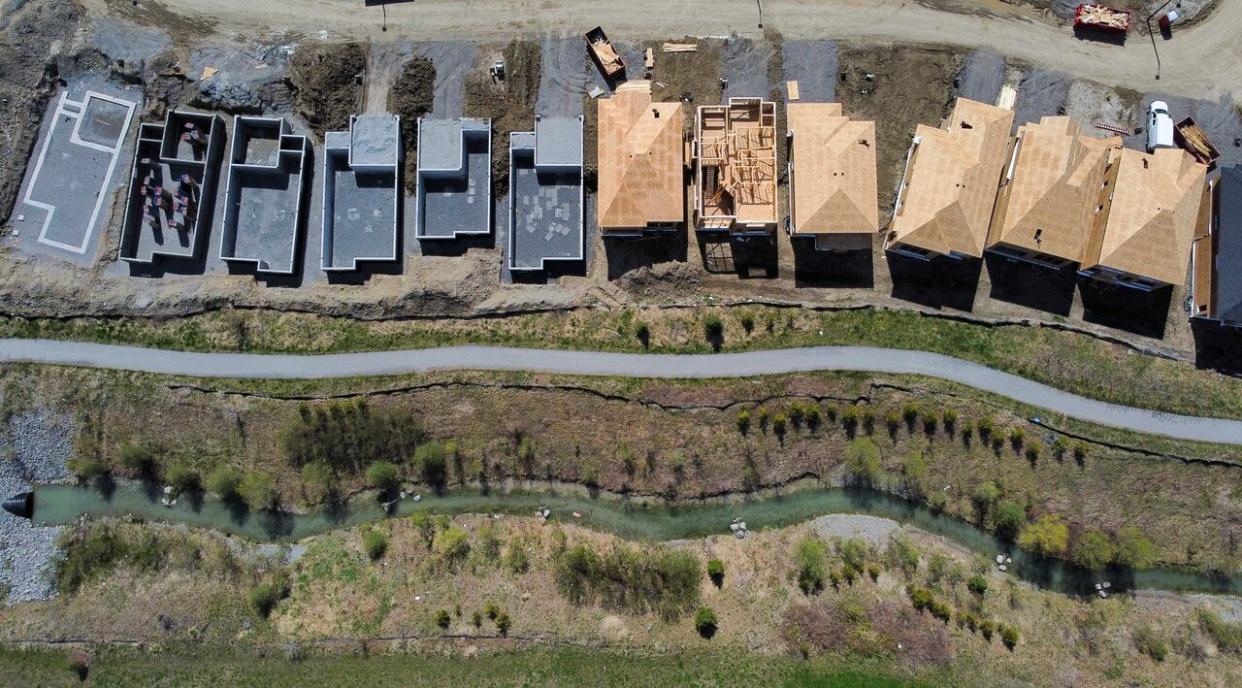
(3, 338), (1241, 444)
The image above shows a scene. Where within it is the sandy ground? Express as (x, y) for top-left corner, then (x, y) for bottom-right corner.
(92, 0), (1242, 100)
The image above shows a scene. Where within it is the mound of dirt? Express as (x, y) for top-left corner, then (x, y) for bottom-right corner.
(389, 56), (436, 193)
(0, 0), (83, 226)
(289, 41), (366, 139)
(837, 45), (960, 223)
(464, 40), (541, 196)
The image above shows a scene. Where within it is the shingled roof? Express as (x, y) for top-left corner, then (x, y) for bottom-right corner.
(1081, 147), (1205, 286)
(988, 116), (1120, 261)
(597, 81), (684, 231)
(888, 98), (1014, 257)
(787, 103), (878, 236)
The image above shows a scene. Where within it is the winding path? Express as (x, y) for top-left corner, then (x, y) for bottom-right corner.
(3, 338), (1241, 444)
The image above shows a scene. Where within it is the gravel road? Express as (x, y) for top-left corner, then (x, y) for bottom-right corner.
(0, 410), (72, 604)
(3, 339), (1242, 444)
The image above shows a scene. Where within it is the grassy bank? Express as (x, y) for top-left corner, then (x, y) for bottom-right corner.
(0, 645), (937, 688)
(2, 306), (1239, 419)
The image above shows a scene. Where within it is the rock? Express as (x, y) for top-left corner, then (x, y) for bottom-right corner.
(413, 494), (422, 503)
(998, 564), (1008, 572)
(996, 554), (1005, 564)
(729, 523), (740, 532)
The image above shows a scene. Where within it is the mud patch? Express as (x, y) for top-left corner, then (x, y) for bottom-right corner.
(389, 56), (436, 193)
(463, 39), (541, 196)
(836, 44), (960, 220)
(101, 0), (216, 47)
(289, 41), (366, 140)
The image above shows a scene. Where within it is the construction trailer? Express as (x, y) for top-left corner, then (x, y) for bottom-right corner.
(693, 97), (778, 238)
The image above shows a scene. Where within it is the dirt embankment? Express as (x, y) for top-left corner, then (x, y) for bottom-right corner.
(0, 0), (82, 226)
(388, 56), (436, 193)
(289, 41), (367, 139)
(464, 40), (540, 196)
(836, 45), (961, 222)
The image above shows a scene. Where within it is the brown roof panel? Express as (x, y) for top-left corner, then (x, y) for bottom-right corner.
(787, 102), (879, 236)
(597, 81), (685, 231)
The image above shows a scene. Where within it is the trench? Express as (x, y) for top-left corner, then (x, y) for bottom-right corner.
(27, 482), (1242, 598)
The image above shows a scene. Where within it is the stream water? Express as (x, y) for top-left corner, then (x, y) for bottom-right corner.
(31, 483), (1241, 597)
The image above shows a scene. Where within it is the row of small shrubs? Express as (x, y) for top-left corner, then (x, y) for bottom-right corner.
(554, 542), (701, 620)
(906, 584), (1018, 650)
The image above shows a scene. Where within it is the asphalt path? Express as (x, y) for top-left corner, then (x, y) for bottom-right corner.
(2, 338), (1240, 444)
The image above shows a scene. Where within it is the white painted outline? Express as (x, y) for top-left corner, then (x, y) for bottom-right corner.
(23, 90), (136, 255)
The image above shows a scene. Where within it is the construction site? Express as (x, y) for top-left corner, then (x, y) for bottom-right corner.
(0, 0), (1240, 355)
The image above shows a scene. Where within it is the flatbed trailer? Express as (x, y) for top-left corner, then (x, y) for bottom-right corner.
(1174, 117), (1221, 166)
(585, 26), (625, 79)
(1074, 3), (1131, 34)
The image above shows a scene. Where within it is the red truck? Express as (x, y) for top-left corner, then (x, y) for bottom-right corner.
(1074, 3), (1132, 34)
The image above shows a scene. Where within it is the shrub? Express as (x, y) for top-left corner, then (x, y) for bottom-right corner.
(1008, 427), (1025, 451)
(414, 441), (448, 487)
(1114, 526), (1156, 569)
(902, 404), (918, 429)
(484, 602), (500, 621)
(471, 610), (483, 629)
(804, 404), (822, 429)
(432, 527), (471, 569)
(976, 416), (995, 439)
(841, 405), (860, 432)
(838, 538), (867, 571)
(967, 574), (989, 596)
(992, 500), (1026, 540)
(979, 618), (996, 642)
(1134, 625), (1169, 662)
(117, 442), (157, 477)
(495, 611), (512, 636)
(1001, 625), (1020, 651)
(707, 558), (726, 588)
(1051, 436), (1070, 460)
(249, 574), (290, 618)
(553, 543), (701, 620)
(163, 463), (199, 492)
(694, 606), (718, 639)
(205, 465), (243, 501)
(1073, 442), (1088, 464)
(735, 410), (751, 435)
(794, 537), (828, 595)
(787, 402), (805, 428)
(928, 600), (952, 624)
(865, 562), (881, 582)
(703, 314), (724, 345)
(772, 413), (788, 438)
(476, 524), (502, 564)
(907, 585), (934, 612)
(504, 540), (531, 574)
(942, 408), (958, 431)
(844, 437), (882, 486)
(1071, 530), (1116, 571)
(634, 322), (650, 347)
(68, 456), (109, 482)
(301, 460), (335, 503)
(887, 537), (920, 578)
(1024, 443), (1042, 465)
(238, 471), (278, 512)
(362, 528), (388, 560)
(758, 408), (770, 432)
(280, 400), (423, 473)
(1017, 514), (1069, 557)
(972, 482), (1001, 514)
(434, 609), (451, 630)
(920, 407), (938, 435)
(885, 409), (902, 434)
(740, 312), (756, 334)
(362, 460), (398, 492)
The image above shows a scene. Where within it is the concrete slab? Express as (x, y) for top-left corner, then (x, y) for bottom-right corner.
(956, 50), (1005, 106)
(321, 115), (400, 271)
(781, 40), (837, 103)
(416, 117), (491, 239)
(508, 116), (584, 271)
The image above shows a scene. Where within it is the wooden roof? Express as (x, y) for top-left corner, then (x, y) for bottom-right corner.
(1081, 147), (1205, 286)
(987, 116), (1120, 261)
(888, 98), (1014, 257)
(597, 81), (684, 231)
(787, 103), (878, 236)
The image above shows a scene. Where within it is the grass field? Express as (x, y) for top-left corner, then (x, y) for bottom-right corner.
(2, 306), (1240, 420)
(0, 645), (938, 688)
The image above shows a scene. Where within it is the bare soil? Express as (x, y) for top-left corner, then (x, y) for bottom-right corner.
(289, 41), (367, 140)
(836, 44), (962, 220)
(646, 37), (724, 132)
(388, 56), (436, 193)
(463, 40), (540, 197)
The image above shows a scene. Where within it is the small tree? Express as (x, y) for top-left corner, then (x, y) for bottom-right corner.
(735, 410), (751, 436)
(993, 500), (1026, 540)
(434, 609), (451, 630)
(495, 611), (512, 636)
(1114, 526), (1156, 569)
(635, 321), (650, 349)
(248, 574), (290, 618)
(206, 465), (243, 501)
(238, 471), (278, 512)
(366, 461), (401, 492)
(972, 482), (1001, 517)
(845, 437), (882, 487)
(772, 413), (788, 439)
(363, 528), (388, 560)
(301, 460), (335, 504)
(415, 441), (448, 488)
(68, 456), (109, 482)
(703, 314), (724, 350)
(694, 606), (718, 639)
(707, 558), (726, 588)
(794, 536), (828, 595)
(164, 463), (199, 493)
(967, 574), (989, 596)
(1071, 530), (1116, 571)
(471, 610), (483, 629)
(117, 442), (157, 477)
(1001, 625), (1020, 651)
(1018, 514), (1069, 557)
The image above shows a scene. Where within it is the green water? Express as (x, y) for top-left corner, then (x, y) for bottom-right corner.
(32, 483), (1241, 597)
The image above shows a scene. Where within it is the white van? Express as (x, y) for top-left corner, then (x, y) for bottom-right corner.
(1147, 101), (1174, 152)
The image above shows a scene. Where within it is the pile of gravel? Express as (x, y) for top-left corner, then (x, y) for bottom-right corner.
(0, 410), (73, 605)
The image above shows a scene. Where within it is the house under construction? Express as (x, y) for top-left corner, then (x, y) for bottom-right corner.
(693, 97), (778, 237)
(785, 102), (878, 251)
(597, 81), (684, 237)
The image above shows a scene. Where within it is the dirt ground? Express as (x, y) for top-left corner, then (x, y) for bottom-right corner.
(389, 56), (436, 193)
(289, 41), (367, 140)
(836, 44), (962, 220)
(463, 40), (540, 196)
(646, 37), (724, 131)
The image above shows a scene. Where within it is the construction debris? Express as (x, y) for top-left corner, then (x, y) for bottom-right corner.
(662, 43), (698, 53)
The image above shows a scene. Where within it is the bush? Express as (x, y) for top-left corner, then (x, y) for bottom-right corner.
(1071, 530), (1116, 571)
(979, 618), (995, 642)
(942, 408), (958, 431)
(902, 404), (918, 428)
(703, 314), (724, 345)
(68, 456), (109, 482)
(740, 312), (756, 334)
(838, 538), (867, 571)
(804, 404), (823, 429)
(301, 460), (335, 503)
(362, 529), (388, 560)
(844, 437), (882, 486)
(707, 558), (725, 588)
(694, 606), (718, 639)
(117, 442), (157, 477)
(206, 465), (243, 501)
(972, 482), (1001, 514)
(887, 537), (920, 578)
(907, 585), (934, 612)
(967, 574), (988, 596)
(885, 409), (902, 433)
(164, 463), (199, 493)
(1001, 625), (1020, 651)
(1114, 526), (1156, 569)
(280, 400), (423, 473)
(1024, 443), (1042, 464)
(841, 405), (860, 431)
(735, 410), (751, 435)
(366, 461), (401, 491)
(504, 540), (531, 574)
(772, 413), (788, 438)
(992, 500), (1026, 540)
(794, 537), (828, 595)
(414, 441), (448, 487)
(976, 416), (995, 439)
(1008, 427), (1025, 451)
(238, 471), (278, 512)
(635, 322), (650, 347)
(484, 602), (500, 621)
(432, 527), (471, 569)
(1133, 625), (1169, 662)
(434, 609), (451, 630)
(920, 407), (938, 435)
(787, 402), (805, 428)
(553, 542), (701, 620)
(471, 610), (483, 628)
(1018, 515), (1069, 557)
(249, 574), (290, 618)
(495, 611), (512, 636)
